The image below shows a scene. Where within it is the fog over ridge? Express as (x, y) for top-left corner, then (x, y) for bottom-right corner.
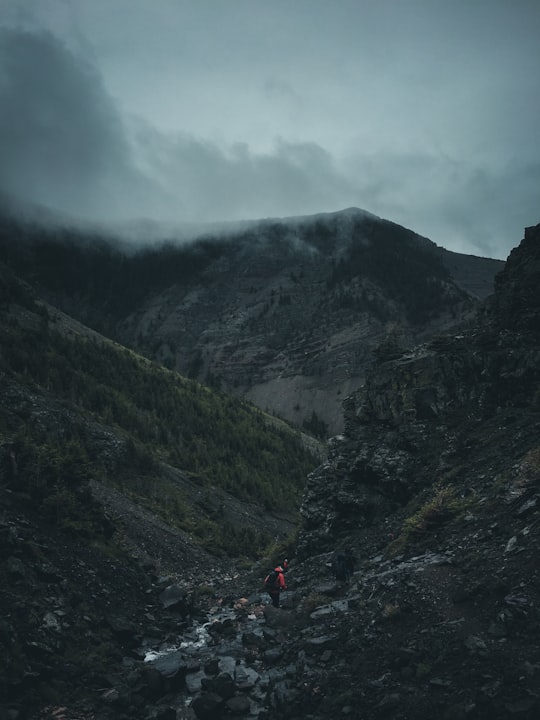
(1, 0), (539, 260)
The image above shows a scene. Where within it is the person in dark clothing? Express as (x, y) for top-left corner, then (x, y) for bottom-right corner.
(1, 445), (18, 489)
(331, 547), (356, 583)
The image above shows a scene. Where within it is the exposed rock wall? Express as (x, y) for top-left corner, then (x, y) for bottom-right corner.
(299, 224), (540, 554)
(492, 223), (540, 337)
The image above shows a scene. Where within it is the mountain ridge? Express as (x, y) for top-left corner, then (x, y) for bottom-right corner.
(0, 207), (504, 435)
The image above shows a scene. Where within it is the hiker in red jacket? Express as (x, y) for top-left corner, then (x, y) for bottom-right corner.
(265, 565), (287, 608)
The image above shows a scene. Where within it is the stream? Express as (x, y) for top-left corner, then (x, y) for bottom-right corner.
(141, 592), (292, 719)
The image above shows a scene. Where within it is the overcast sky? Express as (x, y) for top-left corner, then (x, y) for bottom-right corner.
(0, 0), (539, 259)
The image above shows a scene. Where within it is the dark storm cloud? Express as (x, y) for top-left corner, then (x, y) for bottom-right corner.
(0, 28), (155, 220)
(347, 152), (540, 258)
(0, 27), (358, 226)
(135, 127), (356, 222)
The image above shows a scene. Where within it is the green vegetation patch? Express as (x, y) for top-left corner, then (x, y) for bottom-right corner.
(386, 481), (475, 557)
(0, 289), (319, 557)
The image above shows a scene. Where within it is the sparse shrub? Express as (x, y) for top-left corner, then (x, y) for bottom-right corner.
(302, 592), (328, 614)
(41, 487), (103, 538)
(415, 662), (431, 679)
(517, 446), (540, 487)
(385, 481), (474, 557)
(236, 557), (255, 571)
(381, 602), (401, 620)
(195, 583), (215, 596)
(402, 482), (469, 537)
(24, 541), (46, 561)
(302, 410), (328, 440)
(258, 530), (298, 570)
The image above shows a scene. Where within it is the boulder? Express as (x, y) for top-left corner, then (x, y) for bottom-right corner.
(190, 692), (224, 720)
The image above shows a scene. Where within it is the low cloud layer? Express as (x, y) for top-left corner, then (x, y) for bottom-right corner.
(0, 20), (538, 259)
(0, 29), (157, 220)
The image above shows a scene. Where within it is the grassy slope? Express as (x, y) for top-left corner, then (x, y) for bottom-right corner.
(0, 269), (320, 558)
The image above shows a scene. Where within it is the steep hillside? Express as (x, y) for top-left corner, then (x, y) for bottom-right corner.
(0, 268), (320, 556)
(0, 256), (326, 718)
(0, 208), (503, 436)
(290, 223), (540, 718)
(299, 223), (540, 553)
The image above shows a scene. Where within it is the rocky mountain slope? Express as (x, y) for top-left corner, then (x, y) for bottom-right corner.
(115, 209), (503, 436)
(299, 222), (540, 554)
(0, 208), (503, 436)
(291, 222), (540, 718)
(0, 271), (314, 718)
(1, 222), (538, 720)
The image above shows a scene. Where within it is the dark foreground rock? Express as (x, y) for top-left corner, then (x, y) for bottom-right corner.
(0, 480), (236, 720)
(293, 224), (540, 718)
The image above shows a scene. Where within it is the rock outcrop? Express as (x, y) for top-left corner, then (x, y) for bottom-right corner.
(289, 224), (540, 718)
(491, 223), (540, 337)
(300, 223), (540, 556)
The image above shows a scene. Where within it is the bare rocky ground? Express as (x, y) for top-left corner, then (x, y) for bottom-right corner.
(2, 440), (539, 720)
(0, 477), (234, 720)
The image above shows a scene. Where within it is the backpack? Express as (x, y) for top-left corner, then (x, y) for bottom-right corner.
(264, 569), (279, 590)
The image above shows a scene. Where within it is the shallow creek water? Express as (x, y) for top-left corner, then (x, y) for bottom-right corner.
(143, 599), (276, 717)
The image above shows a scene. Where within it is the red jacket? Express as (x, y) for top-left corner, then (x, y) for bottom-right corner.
(267, 566), (287, 593)
(275, 567), (287, 591)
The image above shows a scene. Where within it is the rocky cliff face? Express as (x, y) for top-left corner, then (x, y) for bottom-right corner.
(491, 224), (540, 337)
(299, 223), (540, 553)
(288, 225), (540, 718)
